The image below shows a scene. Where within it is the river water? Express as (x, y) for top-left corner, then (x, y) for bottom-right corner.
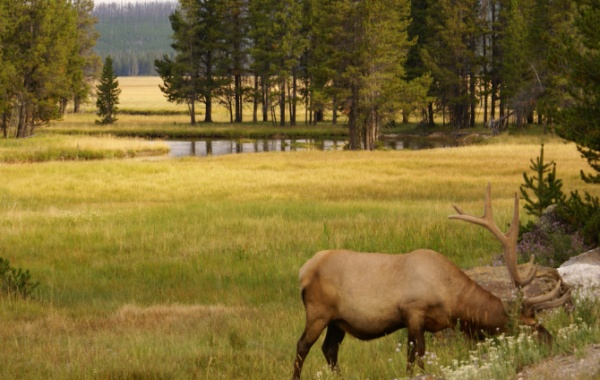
(167, 135), (456, 158)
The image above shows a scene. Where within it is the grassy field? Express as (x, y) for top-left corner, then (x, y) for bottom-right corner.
(1, 78), (599, 379)
(84, 76), (336, 124)
(49, 76), (355, 140)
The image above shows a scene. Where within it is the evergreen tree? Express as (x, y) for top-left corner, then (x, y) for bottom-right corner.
(552, 0), (600, 246)
(69, 0), (101, 113)
(219, 0), (249, 123)
(558, 0), (600, 184)
(528, 0), (577, 126)
(156, 8), (204, 125)
(0, 0), (13, 137)
(249, 0), (306, 126)
(311, 0), (420, 149)
(155, 54), (201, 125)
(404, 0), (435, 125)
(161, 0), (230, 123)
(520, 144), (566, 218)
(95, 56), (121, 125)
(500, 0), (534, 128)
(1, 0), (84, 138)
(421, 0), (482, 129)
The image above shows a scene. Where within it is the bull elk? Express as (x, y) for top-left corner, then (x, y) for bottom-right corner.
(292, 184), (570, 379)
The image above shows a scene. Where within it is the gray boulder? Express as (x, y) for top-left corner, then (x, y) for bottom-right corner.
(558, 247), (600, 299)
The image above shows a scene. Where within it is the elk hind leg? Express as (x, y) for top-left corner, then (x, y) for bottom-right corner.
(293, 317), (328, 380)
(321, 322), (346, 372)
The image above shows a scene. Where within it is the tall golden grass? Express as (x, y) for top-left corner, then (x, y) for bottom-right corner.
(0, 134), (169, 162)
(2, 76), (600, 379)
(108, 76), (320, 123)
(1, 137), (599, 378)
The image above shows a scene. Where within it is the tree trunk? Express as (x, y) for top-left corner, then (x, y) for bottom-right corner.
(290, 73), (297, 126)
(279, 77), (286, 127)
(190, 100), (196, 125)
(262, 77), (269, 122)
(490, 0), (498, 122)
(332, 95), (338, 125)
(205, 95), (213, 123)
(365, 107), (378, 150)
(235, 73), (242, 123)
(74, 95), (81, 113)
(1, 113), (7, 138)
(205, 52), (213, 123)
(482, 21), (489, 127)
(469, 50), (476, 127)
(16, 103), (26, 138)
(253, 75), (258, 123)
(348, 86), (360, 150)
(428, 102), (435, 128)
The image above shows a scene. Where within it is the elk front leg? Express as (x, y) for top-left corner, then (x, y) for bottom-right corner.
(406, 320), (425, 372)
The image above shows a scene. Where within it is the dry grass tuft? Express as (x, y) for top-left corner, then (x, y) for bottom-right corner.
(113, 303), (243, 323)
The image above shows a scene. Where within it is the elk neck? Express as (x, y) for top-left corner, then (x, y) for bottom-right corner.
(454, 279), (509, 336)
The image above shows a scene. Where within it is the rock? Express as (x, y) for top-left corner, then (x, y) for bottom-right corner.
(560, 247), (600, 267)
(538, 204), (561, 232)
(557, 247), (600, 299)
(463, 264), (562, 302)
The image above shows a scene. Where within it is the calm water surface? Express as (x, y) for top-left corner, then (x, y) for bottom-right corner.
(167, 135), (456, 158)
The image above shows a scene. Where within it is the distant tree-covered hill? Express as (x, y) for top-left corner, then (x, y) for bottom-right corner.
(94, 1), (176, 76)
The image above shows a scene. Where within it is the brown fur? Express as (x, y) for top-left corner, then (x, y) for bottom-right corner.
(292, 185), (569, 380)
(293, 249), (508, 379)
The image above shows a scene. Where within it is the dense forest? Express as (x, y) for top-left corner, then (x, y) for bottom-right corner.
(154, 0), (595, 149)
(1, 0), (599, 174)
(93, 1), (176, 76)
(0, 0), (99, 138)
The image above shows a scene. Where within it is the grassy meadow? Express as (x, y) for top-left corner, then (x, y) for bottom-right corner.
(1, 78), (599, 379)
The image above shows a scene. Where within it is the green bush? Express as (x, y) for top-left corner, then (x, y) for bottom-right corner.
(519, 144), (565, 219)
(0, 257), (39, 299)
(519, 145), (599, 265)
(558, 191), (600, 247)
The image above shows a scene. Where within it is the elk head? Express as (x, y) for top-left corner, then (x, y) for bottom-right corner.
(449, 183), (571, 342)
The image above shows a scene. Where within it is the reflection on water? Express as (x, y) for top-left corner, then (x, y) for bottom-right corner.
(167, 136), (456, 158)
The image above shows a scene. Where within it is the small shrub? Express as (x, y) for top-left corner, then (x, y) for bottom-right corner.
(518, 218), (587, 268)
(519, 144), (599, 265)
(520, 144), (566, 219)
(0, 257), (39, 298)
(558, 191), (600, 247)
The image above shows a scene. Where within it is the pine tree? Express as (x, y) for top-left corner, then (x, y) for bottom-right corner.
(500, 0), (535, 129)
(249, 0), (306, 126)
(69, 0), (101, 113)
(156, 8), (203, 125)
(528, 0), (577, 126)
(311, 0), (423, 149)
(558, 1), (600, 184)
(95, 56), (121, 125)
(2, 0), (82, 138)
(219, 0), (249, 123)
(520, 144), (566, 218)
(420, 0), (482, 130)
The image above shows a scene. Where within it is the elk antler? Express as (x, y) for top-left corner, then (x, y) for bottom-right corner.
(449, 183), (537, 288)
(522, 280), (572, 316)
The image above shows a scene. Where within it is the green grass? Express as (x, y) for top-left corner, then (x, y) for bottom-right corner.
(0, 138), (599, 378)
(47, 112), (351, 140)
(0, 134), (169, 163)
